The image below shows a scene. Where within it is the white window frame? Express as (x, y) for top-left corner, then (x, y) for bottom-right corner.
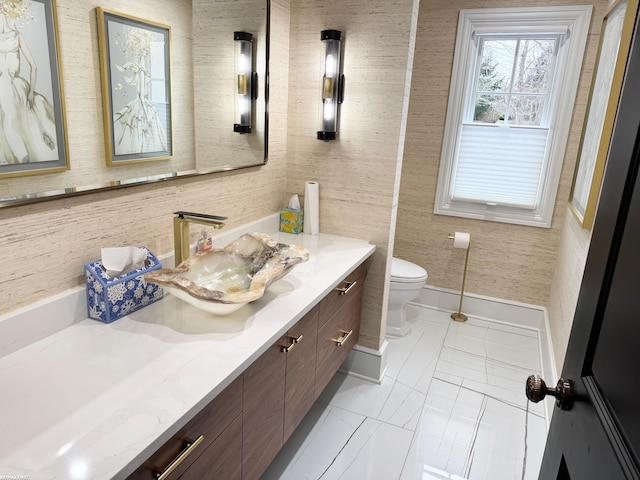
(434, 6), (592, 227)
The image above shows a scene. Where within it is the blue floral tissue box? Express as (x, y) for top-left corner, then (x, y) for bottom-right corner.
(85, 248), (163, 323)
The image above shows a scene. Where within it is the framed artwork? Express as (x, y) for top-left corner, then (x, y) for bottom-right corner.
(96, 8), (172, 165)
(569, 0), (639, 229)
(0, 0), (69, 178)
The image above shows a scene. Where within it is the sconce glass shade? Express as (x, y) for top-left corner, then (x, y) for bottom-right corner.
(234, 31), (257, 134)
(317, 30), (344, 141)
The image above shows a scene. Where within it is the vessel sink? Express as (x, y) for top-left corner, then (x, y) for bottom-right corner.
(144, 233), (309, 315)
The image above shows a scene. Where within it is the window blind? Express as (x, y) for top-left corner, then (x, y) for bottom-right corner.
(451, 124), (549, 209)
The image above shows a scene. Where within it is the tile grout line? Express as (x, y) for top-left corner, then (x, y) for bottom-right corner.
(464, 395), (488, 477)
(398, 420), (420, 479)
(522, 400), (530, 480)
(317, 416), (368, 479)
(486, 321), (542, 340)
(375, 376), (398, 419)
(284, 405), (333, 475)
(434, 377), (546, 419)
(438, 320), (465, 472)
(337, 420), (385, 480)
(394, 325), (430, 382)
(328, 378), (426, 433)
(439, 344), (542, 373)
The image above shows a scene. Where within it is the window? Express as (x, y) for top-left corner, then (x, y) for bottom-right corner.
(434, 7), (592, 227)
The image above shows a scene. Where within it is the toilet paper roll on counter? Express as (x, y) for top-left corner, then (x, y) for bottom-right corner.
(304, 181), (320, 235)
(452, 232), (470, 250)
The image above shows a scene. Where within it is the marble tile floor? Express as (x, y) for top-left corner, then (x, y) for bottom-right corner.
(262, 304), (548, 480)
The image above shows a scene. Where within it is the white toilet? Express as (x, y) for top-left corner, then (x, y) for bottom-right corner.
(386, 257), (428, 337)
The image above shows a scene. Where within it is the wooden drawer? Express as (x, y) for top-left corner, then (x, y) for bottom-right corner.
(315, 283), (363, 398)
(179, 414), (242, 480)
(242, 339), (287, 480)
(284, 306), (319, 442)
(318, 264), (366, 329)
(127, 375), (243, 480)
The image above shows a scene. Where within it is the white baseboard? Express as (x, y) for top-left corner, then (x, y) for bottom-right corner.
(416, 285), (546, 330)
(340, 341), (389, 384)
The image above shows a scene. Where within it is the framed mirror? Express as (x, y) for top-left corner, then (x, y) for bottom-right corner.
(0, 0), (269, 208)
(569, 0), (637, 229)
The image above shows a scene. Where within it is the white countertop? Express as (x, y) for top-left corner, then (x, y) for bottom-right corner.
(0, 221), (375, 479)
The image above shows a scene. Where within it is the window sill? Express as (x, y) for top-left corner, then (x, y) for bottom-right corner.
(434, 202), (552, 228)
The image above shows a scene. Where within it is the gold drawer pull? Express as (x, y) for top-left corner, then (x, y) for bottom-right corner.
(335, 280), (357, 296)
(282, 333), (303, 353)
(156, 435), (204, 480)
(332, 329), (353, 347)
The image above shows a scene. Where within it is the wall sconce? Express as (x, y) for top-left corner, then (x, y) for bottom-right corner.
(234, 31), (258, 134)
(317, 30), (345, 141)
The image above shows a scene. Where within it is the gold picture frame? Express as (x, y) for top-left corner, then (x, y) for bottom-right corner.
(569, 0), (639, 229)
(0, 0), (69, 178)
(96, 8), (173, 165)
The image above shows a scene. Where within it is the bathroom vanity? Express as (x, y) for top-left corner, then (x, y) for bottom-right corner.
(129, 264), (366, 480)
(0, 218), (375, 480)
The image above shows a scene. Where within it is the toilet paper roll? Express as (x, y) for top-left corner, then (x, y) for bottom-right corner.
(452, 232), (470, 250)
(304, 181), (320, 235)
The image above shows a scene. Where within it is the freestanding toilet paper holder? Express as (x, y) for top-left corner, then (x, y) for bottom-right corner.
(448, 233), (470, 322)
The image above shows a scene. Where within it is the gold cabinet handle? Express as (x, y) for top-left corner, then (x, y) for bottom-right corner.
(335, 280), (357, 296)
(155, 435), (204, 480)
(332, 329), (353, 347)
(282, 333), (303, 353)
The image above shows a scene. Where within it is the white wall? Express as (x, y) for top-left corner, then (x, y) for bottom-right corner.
(547, 206), (593, 373)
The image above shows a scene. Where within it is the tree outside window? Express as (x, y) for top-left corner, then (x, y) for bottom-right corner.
(472, 36), (558, 126)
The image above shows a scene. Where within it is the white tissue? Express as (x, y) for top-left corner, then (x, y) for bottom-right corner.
(288, 194), (301, 210)
(101, 246), (147, 277)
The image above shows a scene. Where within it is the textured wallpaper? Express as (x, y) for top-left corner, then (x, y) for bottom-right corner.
(284, 0), (420, 350)
(395, 0), (609, 307)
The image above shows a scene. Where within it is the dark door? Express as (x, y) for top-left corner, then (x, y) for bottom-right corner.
(535, 14), (640, 480)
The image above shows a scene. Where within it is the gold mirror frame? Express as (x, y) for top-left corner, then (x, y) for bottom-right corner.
(569, 0), (639, 229)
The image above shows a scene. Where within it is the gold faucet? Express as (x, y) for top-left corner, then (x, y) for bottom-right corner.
(173, 211), (227, 266)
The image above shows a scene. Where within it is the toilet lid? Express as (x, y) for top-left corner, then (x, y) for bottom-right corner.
(391, 257), (427, 282)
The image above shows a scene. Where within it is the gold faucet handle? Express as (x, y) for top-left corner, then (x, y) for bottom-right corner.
(174, 211), (228, 223)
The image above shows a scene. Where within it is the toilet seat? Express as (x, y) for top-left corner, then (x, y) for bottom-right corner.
(391, 257), (427, 283)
